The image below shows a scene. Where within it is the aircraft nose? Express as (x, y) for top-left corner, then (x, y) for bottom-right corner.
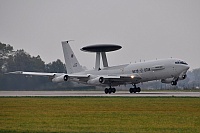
(186, 65), (190, 70)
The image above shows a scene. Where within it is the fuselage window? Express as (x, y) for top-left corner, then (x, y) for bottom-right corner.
(132, 69), (139, 73)
(132, 68), (151, 73)
(175, 61), (179, 64)
(180, 61), (188, 65)
(175, 61), (188, 65)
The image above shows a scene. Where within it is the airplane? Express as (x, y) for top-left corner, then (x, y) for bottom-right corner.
(9, 41), (190, 94)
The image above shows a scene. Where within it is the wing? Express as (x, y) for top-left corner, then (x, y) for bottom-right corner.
(8, 71), (90, 83)
(8, 71), (57, 76)
(8, 71), (142, 85)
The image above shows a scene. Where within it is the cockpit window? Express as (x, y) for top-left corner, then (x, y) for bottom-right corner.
(175, 61), (188, 65)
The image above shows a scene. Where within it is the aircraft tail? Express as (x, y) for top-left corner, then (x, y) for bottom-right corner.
(62, 41), (84, 74)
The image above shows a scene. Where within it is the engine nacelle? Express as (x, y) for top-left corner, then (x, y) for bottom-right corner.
(87, 77), (104, 85)
(52, 75), (68, 83)
(161, 78), (174, 84)
(99, 77), (105, 83)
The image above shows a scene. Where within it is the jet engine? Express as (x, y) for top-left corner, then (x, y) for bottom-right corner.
(87, 77), (104, 85)
(52, 75), (68, 83)
(99, 77), (105, 83)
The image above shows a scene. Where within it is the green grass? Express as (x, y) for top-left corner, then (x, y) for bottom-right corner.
(0, 97), (200, 133)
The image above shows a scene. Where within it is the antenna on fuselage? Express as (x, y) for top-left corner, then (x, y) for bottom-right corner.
(80, 44), (122, 70)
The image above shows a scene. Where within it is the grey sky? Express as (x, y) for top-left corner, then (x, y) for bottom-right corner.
(0, 0), (199, 69)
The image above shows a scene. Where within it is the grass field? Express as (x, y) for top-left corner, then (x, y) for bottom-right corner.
(0, 97), (200, 133)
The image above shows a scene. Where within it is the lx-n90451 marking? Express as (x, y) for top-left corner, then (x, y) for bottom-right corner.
(9, 41), (189, 94)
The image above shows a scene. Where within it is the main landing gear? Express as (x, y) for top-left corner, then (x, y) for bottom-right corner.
(104, 87), (116, 94)
(129, 84), (141, 93)
(104, 84), (141, 94)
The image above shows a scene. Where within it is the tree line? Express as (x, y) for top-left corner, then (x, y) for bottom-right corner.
(0, 42), (199, 90)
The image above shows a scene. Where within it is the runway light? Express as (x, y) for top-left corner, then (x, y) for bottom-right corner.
(131, 75), (134, 78)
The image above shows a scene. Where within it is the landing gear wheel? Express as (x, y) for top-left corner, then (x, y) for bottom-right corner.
(133, 88), (137, 93)
(108, 88), (112, 94)
(112, 88), (116, 93)
(104, 87), (116, 94)
(129, 87), (141, 93)
(129, 88), (133, 93)
(105, 88), (109, 94)
(136, 87), (141, 92)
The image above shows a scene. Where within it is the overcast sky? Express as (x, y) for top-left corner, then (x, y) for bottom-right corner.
(0, 0), (199, 69)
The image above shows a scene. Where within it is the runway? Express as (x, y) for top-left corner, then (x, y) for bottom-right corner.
(0, 91), (199, 97)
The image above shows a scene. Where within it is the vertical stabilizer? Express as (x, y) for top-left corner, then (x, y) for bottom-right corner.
(62, 41), (84, 74)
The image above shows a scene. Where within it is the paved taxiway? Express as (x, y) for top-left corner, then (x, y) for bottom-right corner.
(0, 91), (199, 97)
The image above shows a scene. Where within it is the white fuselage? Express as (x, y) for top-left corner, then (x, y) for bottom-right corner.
(73, 58), (189, 86)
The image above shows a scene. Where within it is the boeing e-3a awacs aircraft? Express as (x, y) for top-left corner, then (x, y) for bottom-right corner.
(9, 41), (190, 94)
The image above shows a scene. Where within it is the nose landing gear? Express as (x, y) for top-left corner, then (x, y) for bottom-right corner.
(171, 80), (177, 85)
(171, 79), (178, 86)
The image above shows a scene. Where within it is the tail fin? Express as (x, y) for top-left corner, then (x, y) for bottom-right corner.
(62, 41), (84, 74)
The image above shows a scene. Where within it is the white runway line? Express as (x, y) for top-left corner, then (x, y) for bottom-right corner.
(0, 91), (199, 97)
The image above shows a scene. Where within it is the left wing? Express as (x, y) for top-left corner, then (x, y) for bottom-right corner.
(8, 71), (90, 83)
(8, 71), (57, 76)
